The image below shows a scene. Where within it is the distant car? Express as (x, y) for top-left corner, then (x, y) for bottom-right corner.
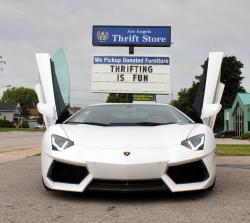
(214, 131), (225, 138)
(35, 50), (224, 192)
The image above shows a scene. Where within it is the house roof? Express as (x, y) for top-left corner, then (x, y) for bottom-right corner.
(0, 102), (19, 111)
(238, 93), (250, 105)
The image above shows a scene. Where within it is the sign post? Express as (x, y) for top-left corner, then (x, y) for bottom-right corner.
(128, 46), (134, 103)
(92, 25), (171, 102)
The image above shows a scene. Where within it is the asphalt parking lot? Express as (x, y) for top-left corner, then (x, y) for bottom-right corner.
(0, 132), (249, 222)
(0, 155), (249, 223)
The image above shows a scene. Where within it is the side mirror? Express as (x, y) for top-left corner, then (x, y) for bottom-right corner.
(37, 102), (55, 119)
(201, 103), (222, 119)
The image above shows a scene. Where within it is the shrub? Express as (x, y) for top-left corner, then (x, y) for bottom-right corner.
(0, 119), (14, 128)
(16, 118), (29, 128)
(240, 132), (250, 140)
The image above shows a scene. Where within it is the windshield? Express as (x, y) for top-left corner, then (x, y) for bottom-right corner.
(65, 104), (193, 126)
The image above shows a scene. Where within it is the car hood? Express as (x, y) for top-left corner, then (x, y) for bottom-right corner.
(60, 123), (197, 149)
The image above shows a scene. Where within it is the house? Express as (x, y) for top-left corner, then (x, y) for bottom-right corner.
(224, 93), (250, 136)
(68, 106), (81, 115)
(0, 102), (22, 123)
(27, 107), (42, 128)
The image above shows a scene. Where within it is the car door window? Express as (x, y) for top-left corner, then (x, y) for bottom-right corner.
(51, 49), (70, 120)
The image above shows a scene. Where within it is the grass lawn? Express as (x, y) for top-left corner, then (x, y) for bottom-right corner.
(0, 127), (45, 132)
(217, 144), (250, 156)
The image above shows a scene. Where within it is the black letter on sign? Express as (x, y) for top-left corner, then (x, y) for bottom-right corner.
(117, 74), (124, 82)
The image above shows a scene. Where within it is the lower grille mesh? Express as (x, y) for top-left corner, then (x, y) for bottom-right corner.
(87, 179), (168, 191)
(167, 160), (209, 184)
(48, 161), (88, 184)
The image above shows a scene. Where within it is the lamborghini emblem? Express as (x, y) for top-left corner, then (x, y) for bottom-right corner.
(123, 151), (130, 156)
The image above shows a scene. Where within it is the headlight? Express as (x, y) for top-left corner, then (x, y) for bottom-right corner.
(51, 134), (74, 151)
(181, 134), (205, 151)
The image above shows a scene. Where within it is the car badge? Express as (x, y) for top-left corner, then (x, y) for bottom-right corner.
(123, 151), (130, 156)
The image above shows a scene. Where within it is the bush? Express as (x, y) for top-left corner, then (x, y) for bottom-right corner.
(240, 132), (250, 140)
(0, 119), (14, 128)
(16, 118), (29, 128)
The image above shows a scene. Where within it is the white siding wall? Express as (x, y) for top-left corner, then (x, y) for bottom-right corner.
(0, 111), (14, 122)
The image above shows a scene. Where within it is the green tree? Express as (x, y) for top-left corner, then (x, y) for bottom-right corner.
(1, 87), (38, 116)
(171, 56), (245, 129)
(220, 56), (245, 108)
(171, 74), (203, 122)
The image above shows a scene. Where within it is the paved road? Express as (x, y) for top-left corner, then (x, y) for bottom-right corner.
(0, 156), (249, 223)
(0, 132), (43, 153)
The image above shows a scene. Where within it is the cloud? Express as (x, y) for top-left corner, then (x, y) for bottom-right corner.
(0, 0), (249, 106)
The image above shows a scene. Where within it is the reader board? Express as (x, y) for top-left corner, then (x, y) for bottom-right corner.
(91, 55), (170, 94)
(92, 26), (171, 47)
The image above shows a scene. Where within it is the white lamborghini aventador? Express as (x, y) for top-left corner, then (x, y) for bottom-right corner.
(35, 49), (224, 192)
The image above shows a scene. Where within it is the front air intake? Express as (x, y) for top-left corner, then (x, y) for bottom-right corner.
(167, 160), (209, 184)
(48, 161), (89, 184)
(87, 179), (168, 191)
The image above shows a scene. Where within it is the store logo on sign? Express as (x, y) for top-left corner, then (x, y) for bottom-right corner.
(97, 30), (109, 42)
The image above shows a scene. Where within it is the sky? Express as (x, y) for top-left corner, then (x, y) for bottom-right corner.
(0, 0), (249, 107)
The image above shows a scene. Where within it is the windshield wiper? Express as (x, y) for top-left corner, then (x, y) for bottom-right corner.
(65, 121), (110, 126)
(135, 122), (167, 126)
(65, 121), (190, 126)
(108, 122), (177, 126)
(135, 122), (180, 126)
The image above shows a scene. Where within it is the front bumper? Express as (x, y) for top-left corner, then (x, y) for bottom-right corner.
(41, 145), (216, 193)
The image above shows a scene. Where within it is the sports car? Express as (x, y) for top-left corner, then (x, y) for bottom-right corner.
(35, 50), (224, 192)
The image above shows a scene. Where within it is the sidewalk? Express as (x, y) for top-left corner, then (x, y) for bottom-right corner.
(216, 138), (250, 145)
